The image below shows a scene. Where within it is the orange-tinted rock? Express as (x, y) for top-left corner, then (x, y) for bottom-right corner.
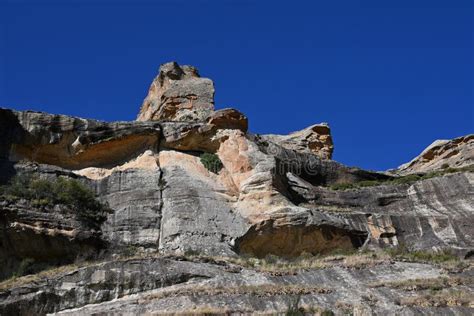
(207, 108), (248, 132)
(396, 134), (474, 174)
(260, 123), (334, 159)
(137, 62), (215, 122)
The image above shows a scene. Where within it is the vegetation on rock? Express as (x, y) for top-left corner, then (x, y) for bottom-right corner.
(199, 152), (223, 173)
(330, 165), (474, 190)
(0, 174), (111, 226)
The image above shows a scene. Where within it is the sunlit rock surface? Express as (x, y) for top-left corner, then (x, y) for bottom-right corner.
(0, 63), (472, 315)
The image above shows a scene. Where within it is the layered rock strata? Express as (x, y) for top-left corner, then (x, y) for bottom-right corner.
(396, 134), (474, 175)
(0, 62), (472, 315)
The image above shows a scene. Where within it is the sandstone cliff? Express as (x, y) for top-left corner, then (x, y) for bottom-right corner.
(0, 62), (472, 315)
(396, 134), (474, 175)
(137, 62), (215, 122)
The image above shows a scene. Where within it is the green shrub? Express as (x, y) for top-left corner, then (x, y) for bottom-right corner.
(330, 182), (356, 191)
(329, 164), (474, 191)
(0, 174), (111, 226)
(200, 152), (223, 174)
(264, 254), (279, 264)
(390, 174), (421, 185)
(357, 180), (383, 187)
(184, 248), (201, 257)
(385, 245), (458, 263)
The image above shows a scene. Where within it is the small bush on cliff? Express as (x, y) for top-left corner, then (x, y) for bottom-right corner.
(0, 174), (110, 226)
(200, 152), (223, 174)
(330, 164), (474, 191)
(384, 245), (459, 263)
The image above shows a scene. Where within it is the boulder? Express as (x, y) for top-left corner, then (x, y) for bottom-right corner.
(137, 62), (215, 122)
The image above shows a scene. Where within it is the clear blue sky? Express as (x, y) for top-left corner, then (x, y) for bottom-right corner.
(0, 0), (472, 170)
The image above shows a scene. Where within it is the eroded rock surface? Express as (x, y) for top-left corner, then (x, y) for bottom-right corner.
(0, 256), (472, 315)
(287, 171), (474, 258)
(137, 62), (215, 122)
(236, 209), (368, 258)
(0, 62), (473, 315)
(261, 123), (334, 159)
(0, 108), (161, 170)
(396, 134), (474, 175)
(207, 108), (248, 132)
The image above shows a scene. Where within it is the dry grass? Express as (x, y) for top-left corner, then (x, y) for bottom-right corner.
(330, 165), (474, 191)
(399, 290), (474, 308)
(182, 251), (394, 275)
(158, 304), (332, 316)
(164, 306), (234, 315)
(142, 284), (331, 303)
(438, 259), (473, 273)
(171, 247), (472, 275)
(0, 263), (84, 291)
(369, 276), (472, 292)
(0, 256), (124, 292)
(334, 301), (354, 313)
(0, 247), (470, 292)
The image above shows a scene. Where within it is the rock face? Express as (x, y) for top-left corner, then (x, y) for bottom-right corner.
(0, 164), (106, 281)
(288, 171), (474, 257)
(0, 108), (161, 170)
(94, 168), (163, 248)
(236, 209), (368, 258)
(396, 134), (474, 174)
(158, 152), (248, 256)
(137, 62), (215, 122)
(261, 123), (334, 159)
(207, 108), (248, 132)
(1, 256), (473, 315)
(0, 63), (473, 315)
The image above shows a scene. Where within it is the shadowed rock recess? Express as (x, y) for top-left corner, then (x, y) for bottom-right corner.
(0, 62), (473, 315)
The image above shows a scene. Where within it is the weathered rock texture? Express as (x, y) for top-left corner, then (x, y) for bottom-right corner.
(137, 62), (215, 122)
(261, 123), (334, 159)
(396, 134), (474, 175)
(0, 108), (161, 170)
(0, 164), (106, 281)
(1, 257), (472, 315)
(207, 108), (248, 132)
(287, 171), (474, 257)
(0, 63), (473, 315)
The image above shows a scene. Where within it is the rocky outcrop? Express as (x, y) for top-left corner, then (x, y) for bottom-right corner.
(396, 134), (474, 175)
(159, 122), (222, 152)
(0, 62), (473, 315)
(236, 209), (368, 258)
(261, 123), (334, 159)
(0, 165), (107, 281)
(287, 171), (474, 257)
(0, 199), (104, 280)
(158, 150), (248, 256)
(207, 108), (248, 132)
(0, 108), (161, 170)
(93, 167), (163, 248)
(1, 256), (472, 315)
(0, 257), (228, 315)
(137, 62), (215, 122)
